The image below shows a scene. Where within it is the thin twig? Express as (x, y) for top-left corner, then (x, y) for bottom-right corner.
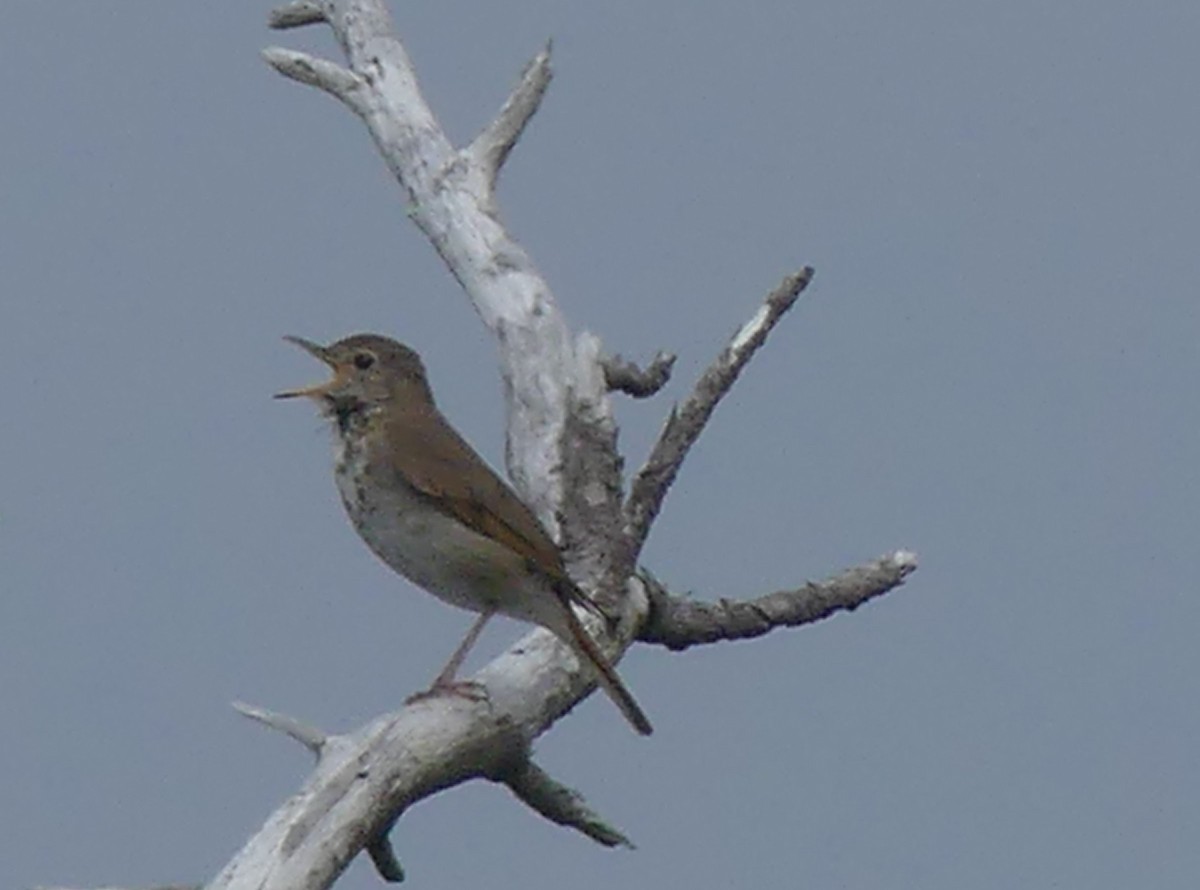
(624, 267), (814, 553)
(268, 1), (326, 29)
(602, 350), (676, 398)
(366, 835), (405, 883)
(637, 550), (917, 651)
(501, 761), (634, 848)
(468, 41), (554, 188)
(232, 700), (328, 755)
(261, 47), (366, 112)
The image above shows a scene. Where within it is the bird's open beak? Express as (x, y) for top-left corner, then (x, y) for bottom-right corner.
(275, 335), (342, 400)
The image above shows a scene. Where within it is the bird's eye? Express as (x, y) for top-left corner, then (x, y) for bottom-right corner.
(353, 352), (375, 370)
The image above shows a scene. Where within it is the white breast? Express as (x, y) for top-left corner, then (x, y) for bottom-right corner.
(329, 427), (550, 626)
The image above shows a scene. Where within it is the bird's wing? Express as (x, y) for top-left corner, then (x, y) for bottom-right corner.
(383, 406), (569, 579)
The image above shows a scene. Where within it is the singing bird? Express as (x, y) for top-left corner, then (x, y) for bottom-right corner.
(277, 334), (652, 735)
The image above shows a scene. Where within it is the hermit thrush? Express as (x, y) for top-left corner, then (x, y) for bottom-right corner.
(277, 334), (652, 735)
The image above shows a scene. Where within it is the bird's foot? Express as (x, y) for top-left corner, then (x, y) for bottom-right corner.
(405, 679), (489, 705)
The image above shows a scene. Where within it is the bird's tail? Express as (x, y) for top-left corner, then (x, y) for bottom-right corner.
(556, 600), (653, 736)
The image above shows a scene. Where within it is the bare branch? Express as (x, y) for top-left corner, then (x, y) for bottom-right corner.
(206, 624), (645, 888)
(602, 350), (676, 398)
(637, 550), (917, 651)
(468, 42), (554, 188)
(261, 47), (365, 111)
(501, 761), (635, 849)
(151, 7), (914, 890)
(268, 1), (326, 29)
(366, 836), (405, 883)
(232, 700), (327, 755)
(624, 267), (814, 553)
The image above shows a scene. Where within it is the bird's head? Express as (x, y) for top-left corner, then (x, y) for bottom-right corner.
(275, 333), (434, 414)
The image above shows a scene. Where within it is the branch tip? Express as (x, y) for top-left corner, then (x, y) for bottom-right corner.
(268, 0), (326, 29)
(367, 835), (406, 883)
(637, 550), (915, 651)
(262, 46), (365, 108)
(232, 700), (327, 754)
(468, 43), (554, 185)
(503, 762), (635, 848)
(603, 351), (676, 398)
(625, 266), (815, 551)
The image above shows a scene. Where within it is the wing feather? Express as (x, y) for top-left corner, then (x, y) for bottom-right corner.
(383, 406), (568, 580)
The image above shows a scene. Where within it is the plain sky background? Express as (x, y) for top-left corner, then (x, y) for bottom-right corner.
(2, 2), (1197, 888)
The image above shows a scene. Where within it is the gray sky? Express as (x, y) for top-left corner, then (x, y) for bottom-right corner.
(3, 2), (1197, 888)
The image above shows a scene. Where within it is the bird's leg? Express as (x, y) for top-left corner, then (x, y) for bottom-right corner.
(406, 611), (493, 704)
(433, 610), (492, 686)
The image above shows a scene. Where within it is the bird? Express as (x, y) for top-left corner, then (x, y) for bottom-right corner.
(276, 333), (652, 735)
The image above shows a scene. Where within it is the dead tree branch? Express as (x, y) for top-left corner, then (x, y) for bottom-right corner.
(261, 47), (366, 111)
(213, 625), (638, 890)
(638, 551), (918, 651)
(501, 761), (635, 848)
(50, 4), (918, 888)
(467, 42), (554, 190)
(624, 267), (815, 556)
(233, 701), (328, 756)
